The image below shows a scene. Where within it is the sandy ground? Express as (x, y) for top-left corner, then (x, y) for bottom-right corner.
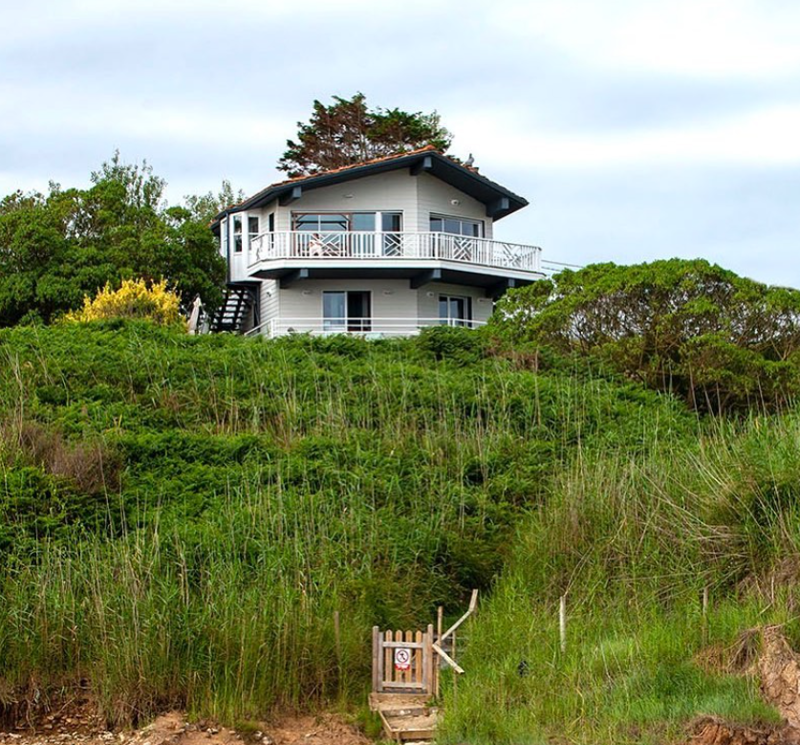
(0, 711), (372, 745)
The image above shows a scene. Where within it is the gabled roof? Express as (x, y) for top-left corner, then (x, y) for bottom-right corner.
(211, 147), (528, 231)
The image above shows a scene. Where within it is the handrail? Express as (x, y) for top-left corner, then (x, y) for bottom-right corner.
(244, 231), (542, 273)
(245, 317), (486, 338)
(440, 589), (478, 643)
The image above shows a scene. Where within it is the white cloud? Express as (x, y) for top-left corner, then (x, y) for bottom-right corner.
(452, 103), (800, 169)
(494, 0), (800, 80)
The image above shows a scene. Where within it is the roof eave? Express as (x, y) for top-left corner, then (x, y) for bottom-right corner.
(211, 151), (528, 227)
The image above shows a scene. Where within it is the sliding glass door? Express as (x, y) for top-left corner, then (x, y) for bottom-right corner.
(439, 294), (472, 327)
(322, 291), (372, 332)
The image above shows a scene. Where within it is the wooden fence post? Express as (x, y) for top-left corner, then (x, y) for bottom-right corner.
(372, 626), (380, 693)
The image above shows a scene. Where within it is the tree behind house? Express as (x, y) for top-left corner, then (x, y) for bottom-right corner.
(278, 93), (453, 177)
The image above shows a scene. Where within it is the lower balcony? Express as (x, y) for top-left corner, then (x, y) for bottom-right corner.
(246, 316), (486, 339)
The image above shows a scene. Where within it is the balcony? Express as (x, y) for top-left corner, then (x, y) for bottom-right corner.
(246, 316), (486, 339)
(241, 231), (543, 287)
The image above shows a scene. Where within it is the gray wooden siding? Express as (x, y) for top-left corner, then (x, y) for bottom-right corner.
(272, 170), (419, 231)
(415, 173), (494, 238)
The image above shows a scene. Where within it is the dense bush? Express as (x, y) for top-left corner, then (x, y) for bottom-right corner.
(491, 260), (800, 413)
(65, 278), (184, 325)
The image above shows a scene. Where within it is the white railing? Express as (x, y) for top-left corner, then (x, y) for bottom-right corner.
(244, 317), (486, 339)
(248, 231), (541, 273)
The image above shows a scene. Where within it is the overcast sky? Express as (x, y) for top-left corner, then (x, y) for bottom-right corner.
(2, 0), (798, 285)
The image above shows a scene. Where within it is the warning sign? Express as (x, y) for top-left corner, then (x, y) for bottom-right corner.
(394, 647), (411, 671)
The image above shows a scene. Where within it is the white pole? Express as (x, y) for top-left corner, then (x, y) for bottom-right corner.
(559, 594), (567, 654)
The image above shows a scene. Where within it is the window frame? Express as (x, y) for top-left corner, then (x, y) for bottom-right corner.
(292, 211), (403, 233)
(438, 293), (473, 327)
(322, 290), (373, 333)
(429, 213), (484, 238)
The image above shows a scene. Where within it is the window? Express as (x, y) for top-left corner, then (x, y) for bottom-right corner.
(248, 216), (259, 239)
(439, 294), (472, 327)
(382, 212), (402, 232)
(381, 212), (403, 255)
(322, 291), (372, 332)
(430, 215), (483, 237)
(293, 212), (403, 258)
(294, 213), (350, 232)
(232, 215), (243, 253)
(292, 212), (402, 232)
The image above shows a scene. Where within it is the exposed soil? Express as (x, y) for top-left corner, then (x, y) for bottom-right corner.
(688, 716), (799, 745)
(0, 709), (371, 745)
(686, 625), (800, 745)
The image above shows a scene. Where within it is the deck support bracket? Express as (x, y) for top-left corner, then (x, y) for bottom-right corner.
(279, 268), (310, 288)
(487, 278), (516, 299)
(410, 269), (441, 289)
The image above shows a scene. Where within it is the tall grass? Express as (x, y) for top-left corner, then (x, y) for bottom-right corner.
(444, 414), (800, 744)
(0, 323), (692, 725)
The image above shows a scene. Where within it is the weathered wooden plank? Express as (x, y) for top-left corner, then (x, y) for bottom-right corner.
(405, 630), (413, 685)
(385, 630), (393, 687)
(432, 642), (464, 674)
(440, 589), (478, 642)
(380, 641), (425, 649)
(426, 624), (435, 695)
(372, 626), (380, 693)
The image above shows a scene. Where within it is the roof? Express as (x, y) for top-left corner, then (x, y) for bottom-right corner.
(210, 147), (528, 231)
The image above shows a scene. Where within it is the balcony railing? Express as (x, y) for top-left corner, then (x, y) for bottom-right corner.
(245, 317), (486, 339)
(248, 231), (542, 273)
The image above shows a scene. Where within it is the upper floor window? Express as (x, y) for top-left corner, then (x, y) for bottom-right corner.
(293, 212), (403, 232)
(248, 216), (259, 240)
(232, 215), (243, 253)
(430, 215), (483, 237)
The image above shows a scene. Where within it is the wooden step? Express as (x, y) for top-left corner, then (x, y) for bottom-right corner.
(380, 708), (440, 742)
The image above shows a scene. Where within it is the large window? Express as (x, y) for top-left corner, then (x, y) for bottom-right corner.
(439, 294), (472, 327)
(295, 213), (350, 232)
(292, 212), (402, 232)
(323, 291), (372, 332)
(430, 215), (483, 237)
(293, 212), (403, 257)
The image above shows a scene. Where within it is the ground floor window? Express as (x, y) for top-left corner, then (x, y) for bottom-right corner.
(323, 291), (372, 332)
(439, 294), (472, 327)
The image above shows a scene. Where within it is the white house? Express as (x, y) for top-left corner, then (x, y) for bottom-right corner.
(210, 146), (543, 336)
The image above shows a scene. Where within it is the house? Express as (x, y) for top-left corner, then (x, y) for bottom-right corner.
(210, 146), (543, 336)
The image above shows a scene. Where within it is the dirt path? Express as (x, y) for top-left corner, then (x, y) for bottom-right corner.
(0, 711), (371, 745)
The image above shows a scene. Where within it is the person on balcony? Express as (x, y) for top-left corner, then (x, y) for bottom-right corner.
(309, 233), (324, 257)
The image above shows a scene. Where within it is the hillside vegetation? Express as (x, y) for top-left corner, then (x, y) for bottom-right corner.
(1, 310), (799, 744)
(0, 323), (688, 727)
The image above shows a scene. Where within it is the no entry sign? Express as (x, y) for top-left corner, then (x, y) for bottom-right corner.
(394, 647), (411, 671)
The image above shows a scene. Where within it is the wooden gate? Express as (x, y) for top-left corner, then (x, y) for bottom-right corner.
(372, 624), (435, 694)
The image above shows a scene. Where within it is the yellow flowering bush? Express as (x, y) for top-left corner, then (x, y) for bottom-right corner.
(66, 279), (184, 326)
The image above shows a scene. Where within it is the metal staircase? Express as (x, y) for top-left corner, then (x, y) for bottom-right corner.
(209, 285), (257, 334)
